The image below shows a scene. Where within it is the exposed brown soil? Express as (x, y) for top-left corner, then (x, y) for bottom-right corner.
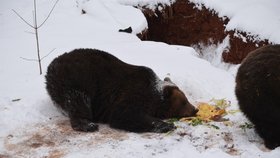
(138, 0), (270, 64)
(3, 119), (128, 158)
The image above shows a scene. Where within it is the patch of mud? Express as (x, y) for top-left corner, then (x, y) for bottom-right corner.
(222, 132), (240, 156)
(0, 154), (11, 158)
(48, 150), (65, 158)
(3, 119), (128, 157)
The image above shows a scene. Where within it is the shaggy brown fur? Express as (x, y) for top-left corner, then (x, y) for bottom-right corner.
(46, 49), (197, 133)
(235, 45), (280, 149)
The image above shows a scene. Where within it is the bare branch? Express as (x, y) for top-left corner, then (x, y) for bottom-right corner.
(41, 48), (56, 61)
(12, 9), (35, 28)
(38, 0), (60, 28)
(20, 57), (38, 62)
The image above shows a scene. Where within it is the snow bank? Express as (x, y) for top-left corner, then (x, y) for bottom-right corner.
(76, 0), (147, 34)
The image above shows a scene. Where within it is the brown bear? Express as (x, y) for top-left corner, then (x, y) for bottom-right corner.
(46, 48), (198, 133)
(235, 45), (280, 149)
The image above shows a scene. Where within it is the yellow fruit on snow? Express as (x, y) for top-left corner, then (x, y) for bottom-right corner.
(179, 99), (234, 124)
(196, 102), (227, 121)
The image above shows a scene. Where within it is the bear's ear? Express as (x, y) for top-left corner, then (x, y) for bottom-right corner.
(164, 77), (172, 83)
(163, 86), (173, 99)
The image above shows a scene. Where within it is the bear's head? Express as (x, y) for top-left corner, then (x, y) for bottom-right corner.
(161, 77), (198, 118)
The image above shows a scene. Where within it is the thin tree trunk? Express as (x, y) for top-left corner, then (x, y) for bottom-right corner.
(34, 0), (42, 75)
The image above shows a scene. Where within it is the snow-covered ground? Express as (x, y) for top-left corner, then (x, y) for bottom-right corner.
(0, 0), (279, 157)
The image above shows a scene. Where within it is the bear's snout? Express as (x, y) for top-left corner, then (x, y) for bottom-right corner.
(192, 107), (199, 115)
(181, 103), (198, 117)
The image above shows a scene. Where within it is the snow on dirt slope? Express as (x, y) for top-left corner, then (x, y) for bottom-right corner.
(189, 0), (280, 43)
(0, 0), (279, 157)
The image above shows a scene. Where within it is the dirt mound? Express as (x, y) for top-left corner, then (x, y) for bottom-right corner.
(138, 0), (269, 64)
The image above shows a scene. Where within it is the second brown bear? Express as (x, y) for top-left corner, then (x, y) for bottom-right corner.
(236, 45), (280, 149)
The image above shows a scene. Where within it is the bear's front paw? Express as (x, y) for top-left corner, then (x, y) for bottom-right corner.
(151, 121), (176, 133)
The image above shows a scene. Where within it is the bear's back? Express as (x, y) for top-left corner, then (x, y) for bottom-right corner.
(46, 49), (134, 84)
(49, 49), (127, 70)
